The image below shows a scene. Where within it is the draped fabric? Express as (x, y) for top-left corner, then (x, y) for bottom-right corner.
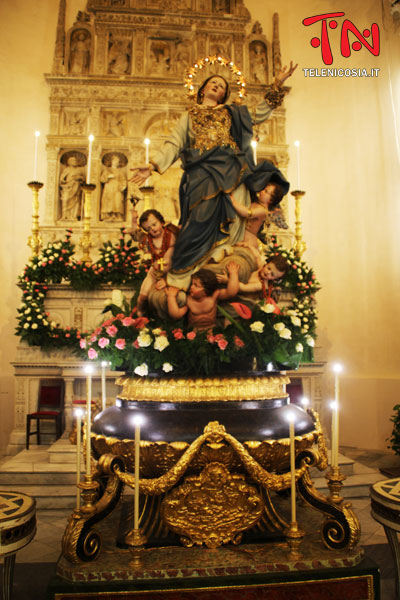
(170, 104), (289, 276)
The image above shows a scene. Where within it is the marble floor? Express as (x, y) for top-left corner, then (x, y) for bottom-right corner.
(1, 445), (399, 598)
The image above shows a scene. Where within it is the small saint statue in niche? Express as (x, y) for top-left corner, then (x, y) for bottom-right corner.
(69, 30), (91, 74)
(100, 153), (128, 221)
(59, 153), (86, 220)
(108, 36), (131, 75)
(250, 42), (268, 85)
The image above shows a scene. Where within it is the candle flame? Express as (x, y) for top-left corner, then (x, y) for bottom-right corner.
(330, 400), (339, 411)
(133, 414), (145, 427)
(84, 364), (94, 374)
(88, 134), (94, 142)
(294, 140), (300, 147)
(35, 131), (41, 137)
(333, 362), (343, 373)
(144, 138), (150, 145)
(74, 408), (84, 418)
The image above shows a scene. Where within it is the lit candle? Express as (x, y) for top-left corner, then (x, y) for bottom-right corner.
(294, 140), (300, 190)
(133, 415), (144, 530)
(287, 410), (297, 523)
(301, 396), (310, 409)
(331, 363), (343, 469)
(87, 134), (94, 184)
(101, 361), (107, 412)
(84, 364), (94, 475)
(34, 131), (40, 181)
(144, 138), (150, 165)
(75, 408), (84, 509)
(251, 139), (257, 164)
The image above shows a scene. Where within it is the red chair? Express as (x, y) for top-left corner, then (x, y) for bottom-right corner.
(26, 379), (65, 449)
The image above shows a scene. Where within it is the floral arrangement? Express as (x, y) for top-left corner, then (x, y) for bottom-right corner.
(16, 230), (145, 348)
(16, 230), (319, 376)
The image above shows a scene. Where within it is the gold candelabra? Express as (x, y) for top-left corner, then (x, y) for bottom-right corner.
(80, 183), (95, 264)
(291, 190), (307, 258)
(285, 520), (305, 559)
(27, 181), (43, 257)
(325, 465), (346, 504)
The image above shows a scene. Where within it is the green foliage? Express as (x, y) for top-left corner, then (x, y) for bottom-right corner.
(388, 404), (400, 455)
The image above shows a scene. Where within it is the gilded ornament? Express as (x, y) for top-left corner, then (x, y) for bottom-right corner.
(189, 104), (238, 153)
(161, 462), (264, 548)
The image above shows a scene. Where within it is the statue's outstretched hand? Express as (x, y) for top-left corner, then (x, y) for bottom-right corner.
(275, 61), (298, 86)
(129, 166), (151, 185)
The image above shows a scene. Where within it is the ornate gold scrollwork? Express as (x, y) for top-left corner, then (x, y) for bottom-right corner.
(161, 462), (264, 548)
(115, 421), (308, 497)
(61, 454), (126, 564)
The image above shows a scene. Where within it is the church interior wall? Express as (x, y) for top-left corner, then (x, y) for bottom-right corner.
(0, 0), (398, 452)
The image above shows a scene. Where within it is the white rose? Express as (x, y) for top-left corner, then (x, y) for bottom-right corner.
(37, 314), (43, 320)
(24, 308), (31, 314)
(23, 323), (29, 329)
(26, 296), (32, 301)
(50, 321), (56, 328)
(152, 328), (162, 336)
(154, 336), (169, 352)
(306, 335), (315, 347)
(250, 321), (264, 333)
(134, 363), (148, 377)
(111, 289), (124, 307)
(137, 332), (152, 347)
(162, 362), (173, 373)
(273, 322), (285, 332)
(106, 246), (112, 251)
(260, 303), (275, 314)
(295, 343), (304, 352)
(27, 316), (32, 321)
(42, 320), (48, 326)
(279, 327), (291, 339)
(301, 326), (309, 332)
(31, 323), (38, 330)
(290, 316), (301, 327)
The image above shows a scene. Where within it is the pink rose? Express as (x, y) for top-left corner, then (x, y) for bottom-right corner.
(90, 334), (97, 343)
(186, 331), (196, 340)
(217, 338), (228, 350)
(133, 340), (139, 349)
(88, 348), (98, 360)
(98, 337), (110, 348)
(207, 332), (215, 344)
(106, 325), (118, 337)
(122, 317), (134, 327)
(79, 339), (87, 349)
(115, 338), (126, 350)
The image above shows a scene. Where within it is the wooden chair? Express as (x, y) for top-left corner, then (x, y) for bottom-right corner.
(26, 379), (65, 449)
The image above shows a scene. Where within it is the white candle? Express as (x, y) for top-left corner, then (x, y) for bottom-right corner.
(287, 411), (296, 523)
(294, 140), (300, 190)
(87, 134), (94, 184)
(34, 131), (40, 181)
(75, 408), (83, 509)
(144, 138), (150, 165)
(331, 363), (343, 468)
(84, 365), (94, 475)
(101, 361), (107, 412)
(133, 415), (144, 530)
(251, 139), (257, 164)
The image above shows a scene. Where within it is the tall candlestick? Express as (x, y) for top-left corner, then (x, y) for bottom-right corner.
(84, 365), (93, 475)
(87, 134), (94, 184)
(75, 408), (83, 509)
(294, 140), (300, 189)
(101, 361), (107, 412)
(288, 411), (296, 523)
(33, 131), (40, 181)
(133, 415), (144, 530)
(251, 139), (257, 164)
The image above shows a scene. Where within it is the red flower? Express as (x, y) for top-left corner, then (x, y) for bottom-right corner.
(132, 317), (149, 329)
(115, 338), (126, 350)
(186, 331), (196, 340)
(173, 328), (184, 340)
(133, 340), (139, 349)
(217, 338), (228, 350)
(234, 336), (245, 348)
(230, 302), (252, 319)
(207, 332), (215, 343)
(122, 317), (135, 327)
(106, 325), (118, 337)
